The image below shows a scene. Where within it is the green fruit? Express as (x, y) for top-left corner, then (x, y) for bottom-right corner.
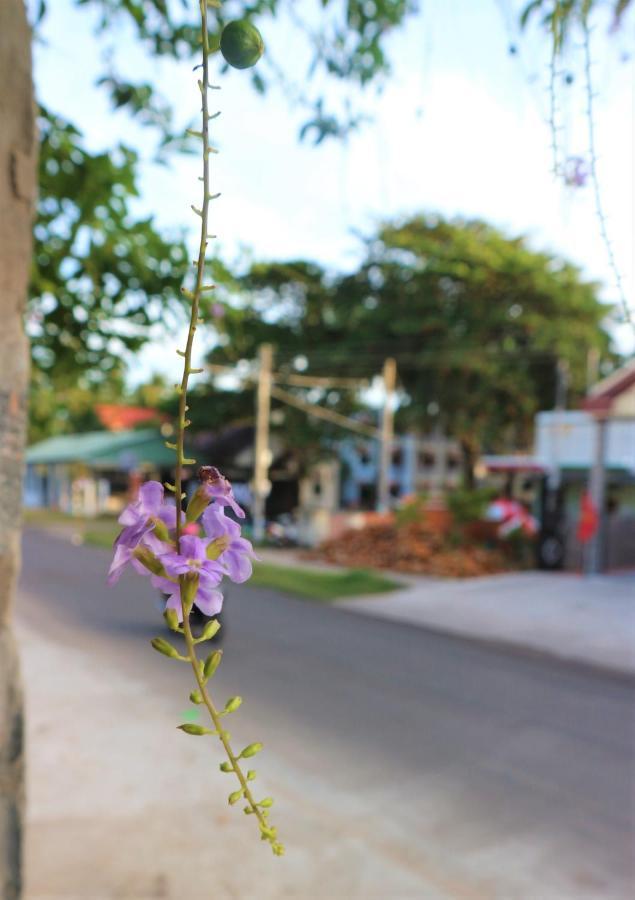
(220, 20), (264, 70)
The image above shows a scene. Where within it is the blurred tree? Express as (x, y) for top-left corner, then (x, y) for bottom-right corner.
(23, 0), (633, 434)
(29, 108), (188, 397)
(210, 216), (612, 484)
(520, 0), (633, 37)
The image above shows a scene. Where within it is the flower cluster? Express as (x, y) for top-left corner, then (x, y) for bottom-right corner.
(108, 467), (255, 623)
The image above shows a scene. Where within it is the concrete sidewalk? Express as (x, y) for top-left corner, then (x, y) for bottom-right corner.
(336, 570), (635, 677)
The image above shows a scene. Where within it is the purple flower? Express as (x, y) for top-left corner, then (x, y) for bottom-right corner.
(153, 535), (225, 622)
(108, 481), (180, 585)
(152, 575), (224, 623)
(198, 466), (245, 519)
(115, 481), (177, 551)
(107, 532), (166, 586)
(161, 534), (224, 588)
(202, 505), (256, 583)
(107, 544), (143, 585)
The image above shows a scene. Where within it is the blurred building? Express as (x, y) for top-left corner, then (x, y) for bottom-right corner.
(339, 433), (462, 509)
(24, 429), (175, 516)
(483, 360), (635, 571)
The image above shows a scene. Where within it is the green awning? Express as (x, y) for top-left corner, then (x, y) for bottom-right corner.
(26, 429), (175, 469)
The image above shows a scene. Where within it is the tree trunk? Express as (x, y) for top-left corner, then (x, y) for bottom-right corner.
(459, 438), (477, 490)
(0, 2), (36, 897)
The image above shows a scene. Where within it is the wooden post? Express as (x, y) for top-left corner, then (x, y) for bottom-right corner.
(252, 344), (273, 543)
(377, 358), (397, 512)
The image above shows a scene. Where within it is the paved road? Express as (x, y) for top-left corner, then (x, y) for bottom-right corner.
(17, 529), (635, 898)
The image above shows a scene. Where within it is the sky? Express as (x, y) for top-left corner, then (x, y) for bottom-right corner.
(31, 0), (635, 387)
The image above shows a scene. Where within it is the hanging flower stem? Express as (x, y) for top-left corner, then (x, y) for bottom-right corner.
(167, 0), (283, 854)
(580, 6), (632, 327)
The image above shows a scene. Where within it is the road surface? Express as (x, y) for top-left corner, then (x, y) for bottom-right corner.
(17, 529), (635, 899)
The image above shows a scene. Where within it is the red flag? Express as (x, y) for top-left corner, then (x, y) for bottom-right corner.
(577, 492), (599, 543)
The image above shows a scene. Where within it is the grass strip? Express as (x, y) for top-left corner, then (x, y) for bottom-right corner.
(249, 561), (401, 601)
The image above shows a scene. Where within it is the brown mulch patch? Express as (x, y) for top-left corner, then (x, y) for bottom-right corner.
(309, 520), (512, 578)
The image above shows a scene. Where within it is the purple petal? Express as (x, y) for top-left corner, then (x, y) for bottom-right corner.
(158, 503), (179, 530)
(232, 536), (257, 557)
(202, 505), (240, 540)
(139, 481), (164, 516)
(179, 534), (208, 561)
(161, 551), (192, 577)
(107, 544), (133, 585)
(199, 561), (224, 587)
(221, 495), (246, 519)
(224, 549), (253, 583)
(151, 574), (179, 593)
(118, 504), (142, 527)
(143, 531), (170, 555)
(194, 588), (224, 618)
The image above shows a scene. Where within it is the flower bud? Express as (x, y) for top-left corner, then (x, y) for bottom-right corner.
(185, 485), (210, 524)
(206, 536), (229, 560)
(240, 742), (263, 759)
(181, 572), (199, 613)
(272, 842), (285, 856)
(203, 649), (222, 679)
(150, 637), (183, 659)
(189, 690), (203, 704)
(228, 789), (244, 805)
(177, 723), (213, 736)
(164, 608), (181, 632)
(149, 516), (170, 543)
(199, 618), (221, 641)
(134, 545), (166, 577)
(224, 696), (242, 714)
(258, 797), (274, 808)
(219, 761), (233, 773)
(246, 770), (257, 781)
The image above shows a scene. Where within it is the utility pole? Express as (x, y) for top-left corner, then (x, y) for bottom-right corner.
(252, 343), (273, 543)
(586, 347), (600, 391)
(555, 358), (569, 410)
(377, 357), (397, 512)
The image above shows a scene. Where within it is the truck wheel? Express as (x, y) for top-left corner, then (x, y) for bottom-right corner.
(537, 534), (564, 570)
